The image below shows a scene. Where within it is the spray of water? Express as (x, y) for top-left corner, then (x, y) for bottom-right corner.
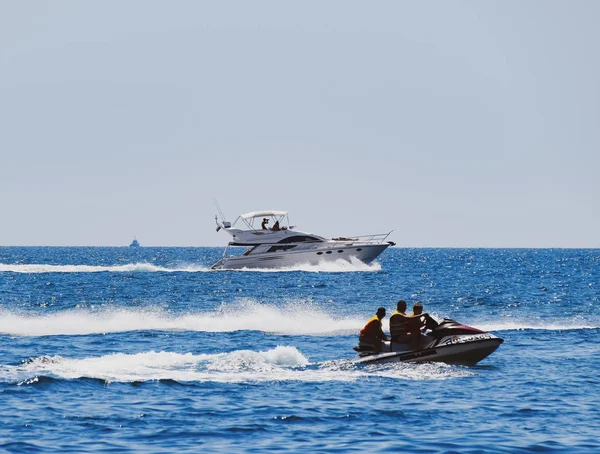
(1, 299), (597, 337)
(0, 299), (363, 337)
(223, 257), (382, 273)
(0, 257), (380, 274)
(0, 263), (208, 273)
(1, 347), (473, 385)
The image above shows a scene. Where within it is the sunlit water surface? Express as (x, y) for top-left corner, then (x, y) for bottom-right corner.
(1, 247), (599, 453)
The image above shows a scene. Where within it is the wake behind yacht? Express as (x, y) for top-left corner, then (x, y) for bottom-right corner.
(211, 210), (394, 270)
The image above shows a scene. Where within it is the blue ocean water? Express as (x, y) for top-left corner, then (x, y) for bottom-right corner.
(1, 247), (599, 453)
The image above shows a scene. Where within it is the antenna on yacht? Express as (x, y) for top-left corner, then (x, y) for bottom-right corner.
(213, 199), (227, 221)
(213, 199), (231, 231)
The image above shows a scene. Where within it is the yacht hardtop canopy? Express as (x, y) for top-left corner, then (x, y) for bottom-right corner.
(239, 210), (287, 220)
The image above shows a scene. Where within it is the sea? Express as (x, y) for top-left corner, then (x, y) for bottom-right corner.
(1, 247), (599, 453)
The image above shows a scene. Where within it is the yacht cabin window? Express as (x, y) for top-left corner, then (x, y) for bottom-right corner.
(276, 235), (323, 244)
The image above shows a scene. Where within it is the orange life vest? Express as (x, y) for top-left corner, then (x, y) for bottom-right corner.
(360, 315), (383, 338)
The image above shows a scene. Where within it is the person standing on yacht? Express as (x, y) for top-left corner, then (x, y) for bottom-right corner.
(358, 307), (389, 353)
(261, 218), (269, 230)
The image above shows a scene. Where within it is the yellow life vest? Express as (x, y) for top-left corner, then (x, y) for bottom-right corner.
(390, 310), (411, 337)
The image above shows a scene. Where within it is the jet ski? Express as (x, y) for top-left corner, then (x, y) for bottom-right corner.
(353, 318), (503, 365)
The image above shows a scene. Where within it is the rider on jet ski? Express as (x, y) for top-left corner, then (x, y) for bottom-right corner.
(358, 307), (389, 353)
(411, 302), (439, 331)
(389, 300), (412, 342)
(411, 302), (439, 347)
(390, 301), (439, 350)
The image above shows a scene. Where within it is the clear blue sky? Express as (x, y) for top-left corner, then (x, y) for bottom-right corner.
(1, 1), (598, 247)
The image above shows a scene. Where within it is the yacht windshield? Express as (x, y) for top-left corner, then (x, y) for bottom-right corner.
(276, 235), (323, 244)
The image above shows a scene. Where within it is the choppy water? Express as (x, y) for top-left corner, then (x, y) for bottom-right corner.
(1, 247), (599, 453)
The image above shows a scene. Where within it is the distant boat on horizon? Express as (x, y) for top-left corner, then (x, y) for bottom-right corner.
(129, 238), (140, 247)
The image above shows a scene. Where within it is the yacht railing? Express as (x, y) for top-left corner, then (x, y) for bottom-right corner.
(329, 231), (393, 246)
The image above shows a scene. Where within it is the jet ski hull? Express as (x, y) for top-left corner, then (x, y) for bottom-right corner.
(353, 319), (503, 365)
(354, 336), (503, 366)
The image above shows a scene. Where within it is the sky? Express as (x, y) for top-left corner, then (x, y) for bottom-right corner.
(1, 1), (599, 247)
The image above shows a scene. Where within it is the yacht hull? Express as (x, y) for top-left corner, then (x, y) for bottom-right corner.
(211, 243), (390, 270)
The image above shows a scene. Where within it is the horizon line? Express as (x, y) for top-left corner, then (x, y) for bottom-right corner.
(1, 245), (599, 250)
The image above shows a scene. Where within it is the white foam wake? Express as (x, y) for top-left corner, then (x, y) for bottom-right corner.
(423, 313), (600, 332)
(0, 347), (473, 384)
(223, 258), (382, 273)
(0, 258), (379, 274)
(471, 320), (600, 332)
(0, 299), (364, 337)
(0, 263), (208, 273)
(1, 301), (597, 337)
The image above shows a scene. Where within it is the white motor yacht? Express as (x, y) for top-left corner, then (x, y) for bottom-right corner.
(211, 210), (395, 270)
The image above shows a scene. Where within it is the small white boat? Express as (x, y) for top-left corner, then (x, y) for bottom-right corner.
(211, 210), (394, 270)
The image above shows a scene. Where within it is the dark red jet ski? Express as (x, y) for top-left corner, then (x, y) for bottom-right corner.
(353, 318), (503, 365)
